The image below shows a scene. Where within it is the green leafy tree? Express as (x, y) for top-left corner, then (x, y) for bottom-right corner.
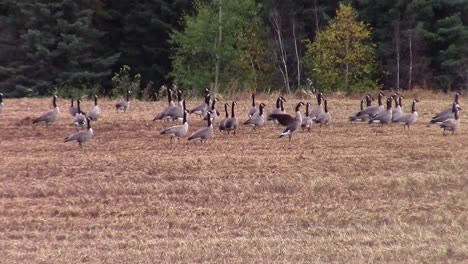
(305, 3), (378, 93)
(170, 0), (265, 93)
(111, 65), (141, 98)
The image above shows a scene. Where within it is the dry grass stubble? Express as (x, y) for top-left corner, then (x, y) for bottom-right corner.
(0, 93), (467, 263)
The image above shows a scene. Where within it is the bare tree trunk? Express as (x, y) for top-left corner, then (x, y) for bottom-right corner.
(271, 11), (291, 94)
(394, 19), (401, 91)
(214, 0), (222, 95)
(314, 0), (319, 33)
(408, 28), (413, 90)
(292, 18), (301, 89)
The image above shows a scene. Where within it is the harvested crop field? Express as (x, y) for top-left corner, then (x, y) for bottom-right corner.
(1, 92), (467, 263)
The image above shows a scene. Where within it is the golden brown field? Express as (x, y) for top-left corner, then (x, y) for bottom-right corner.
(1, 92), (467, 263)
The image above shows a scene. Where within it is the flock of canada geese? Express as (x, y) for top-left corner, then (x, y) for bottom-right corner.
(0, 88), (462, 148)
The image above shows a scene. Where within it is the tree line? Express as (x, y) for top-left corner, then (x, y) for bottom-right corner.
(0, 0), (467, 98)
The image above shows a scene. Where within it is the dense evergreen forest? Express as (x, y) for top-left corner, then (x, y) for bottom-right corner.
(0, 0), (467, 97)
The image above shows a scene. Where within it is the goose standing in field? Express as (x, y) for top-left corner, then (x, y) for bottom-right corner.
(64, 117), (94, 148)
(244, 103), (266, 129)
(33, 95), (60, 127)
(267, 96), (286, 123)
(393, 99), (419, 129)
(357, 92), (385, 118)
(269, 102), (305, 141)
(392, 95), (404, 122)
(440, 106), (461, 135)
(188, 112), (214, 143)
(349, 94), (372, 122)
(73, 99), (86, 128)
(189, 89), (211, 118)
(115, 90), (131, 112)
(224, 101), (238, 135)
(203, 97), (219, 121)
(0, 93), (4, 113)
(301, 102), (313, 131)
(69, 98), (86, 117)
(86, 95), (101, 121)
(153, 88), (174, 121)
(219, 103), (230, 132)
(429, 92), (461, 125)
(248, 93), (259, 118)
(308, 92), (324, 120)
(314, 98), (331, 127)
(429, 101), (461, 125)
(160, 101), (189, 141)
(157, 89), (184, 121)
(368, 98), (393, 126)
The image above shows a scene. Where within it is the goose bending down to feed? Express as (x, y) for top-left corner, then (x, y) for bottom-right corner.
(308, 92), (324, 120)
(440, 106), (461, 136)
(73, 99), (86, 128)
(393, 99), (419, 129)
(244, 103), (266, 130)
(301, 102), (313, 131)
(33, 95), (60, 127)
(314, 99), (331, 127)
(160, 102), (189, 141)
(392, 95), (404, 122)
(86, 95), (101, 121)
(349, 94), (372, 122)
(115, 90), (131, 112)
(368, 98), (393, 126)
(0, 93), (3, 113)
(224, 101), (238, 135)
(248, 93), (259, 118)
(357, 92), (385, 118)
(219, 103), (230, 132)
(64, 117), (94, 148)
(269, 102), (305, 141)
(189, 89), (210, 118)
(188, 112), (213, 143)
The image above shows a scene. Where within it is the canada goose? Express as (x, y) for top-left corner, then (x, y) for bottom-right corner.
(153, 88), (174, 121)
(115, 90), (131, 112)
(269, 102), (305, 141)
(301, 102), (313, 131)
(86, 95), (101, 121)
(33, 95), (60, 127)
(219, 103), (230, 131)
(244, 103), (266, 129)
(160, 101), (189, 141)
(440, 106), (461, 135)
(314, 99), (331, 127)
(65, 117), (94, 148)
(309, 92), (324, 120)
(357, 92), (385, 118)
(156, 89), (184, 121)
(203, 98), (219, 121)
(368, 98), (392, 126)
(73, 99), (86, 128)
(69, 98), (86, 117)
(248, 93), (259, 118)
(351, 94), (373, 122)
(430, 101), (461, 125)
(188, 112), (213, 142)
(0, 93), (3, 113)
(267, 96), (286, 122)
(392, 95), (404, 122)
(189, 89), (210, 118)
(224, 101), (238, 135)
(393, 99), (419, 129)
(434, 92), (461, 119)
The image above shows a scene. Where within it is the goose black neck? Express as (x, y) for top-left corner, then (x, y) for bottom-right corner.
(399, 97), (403, 108)
(305, 103), (310, 116)
(204, 89), (210, 96)
(259, 104), (264, 115)
(86, 118), (91, 130)
(251, 93), (255, 107)
(167, 89), (172, 103)
(177, 90), (182, 102)
(324, 100), (328, 113)
(455, 109), (459, 120)
(360, 99), (364, 110)
(231, 102), (236, 118)
(205, 94), (210, 104)
(0, 93), (3, 102)
(393, 96), (398, 107)
(53, 96), (57, 108)
(366, 95), (372, 107)
(183, 100), (186, 111)
(452, 102), (457, 112)
(77, 100), (81, 112)
(211, 99), (216, 110)
(295, 103), (302, 112)
(280, 100), (284, 111)
(317, 93), (322, 105)
(183, 111), (187, 123)
(386, 98), (392, 110)
(276, 97), (281, 108)
(126, 91), (130, 101)
(70, 99), (74, 107)
(378, 93), (383, 106)
(94, 96), (98, 106)
(224, 104), (229, 118)
(455, 92), (460, 104)
(207, 114), (212, 126)
(412, 100), (416, 113)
